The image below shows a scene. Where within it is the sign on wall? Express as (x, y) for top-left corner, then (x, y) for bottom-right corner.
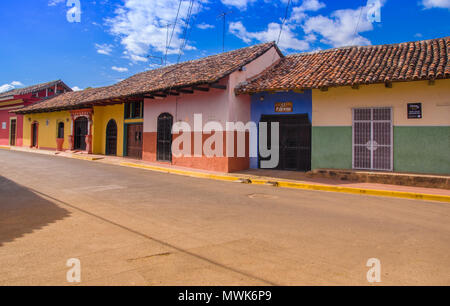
(408, 103), (423, 119)
(275, 102), (293, 113)
(1, 122), (6, 129)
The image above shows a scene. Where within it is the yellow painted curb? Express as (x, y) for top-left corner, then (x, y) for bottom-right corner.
(275, 181), (450, 203)
(119, 162), (241, 182)
(0, 146), (11, 150)
(70, 154), (104, 161)
(119, 161), (450, 203)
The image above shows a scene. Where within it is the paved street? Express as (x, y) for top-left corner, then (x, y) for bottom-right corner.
(0, 149), (449, 286)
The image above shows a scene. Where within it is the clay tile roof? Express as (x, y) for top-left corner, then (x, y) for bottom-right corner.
(14, 86), (111, 114)
(236, 37), (450, 94)
(0, 80), (72, 98)
(17, 42), (281, 114)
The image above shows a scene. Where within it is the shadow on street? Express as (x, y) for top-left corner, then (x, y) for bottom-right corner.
(0, 175), (71, 247)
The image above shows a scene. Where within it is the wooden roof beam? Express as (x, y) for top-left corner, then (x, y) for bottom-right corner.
(210, 83), (227, 90)
(193, 86), (210, 92)
(177, 88), (194, 94)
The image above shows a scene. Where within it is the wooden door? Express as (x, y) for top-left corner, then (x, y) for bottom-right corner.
(157, 113), (173, 162)
(74, 117), (88, 150)
(259, 114), (311, 171)
(32, 123), (38, 147)
(127, 124), (143, 159)
(105, 120), (117, 156)
(9, 119), (16, 146)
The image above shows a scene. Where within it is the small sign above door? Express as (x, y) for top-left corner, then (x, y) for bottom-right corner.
(408, 103), (423, 119)
(275, 102), (293, 113)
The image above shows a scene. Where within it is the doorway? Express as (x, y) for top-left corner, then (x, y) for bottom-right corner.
(105, 119), (117, 156)
(259, 114), (312, 171)
(9, 119), (17, 146)
(157, 113), (173, 162)
(74, 117), (88, 150)
(31, 122), (38, 148)
(126, 123), (143, 159)
(353, 108), (393, 171)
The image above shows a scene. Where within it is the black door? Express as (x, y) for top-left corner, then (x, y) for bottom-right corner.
(259, 114), (311, 171)
(105, 120), (117, 156)
(74, 117), (88, 150)
(157, 113), (173, 162)
(32, 123), (38, 147)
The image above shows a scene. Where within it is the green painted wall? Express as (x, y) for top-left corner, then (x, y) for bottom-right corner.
(312, 127), (352, 170)
(394, 126), (450, 175)
(312, 126), (449, 175)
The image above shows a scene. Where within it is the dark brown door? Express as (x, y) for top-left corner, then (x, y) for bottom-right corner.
(259, 114), (311, 171)
(32, 123), (38, 147)
(105, 120), (117, 156)
(157, 113), (173, 162)
(127, 124), (143, 159)
(10, 119), (16, 146)
(74, 117), (88, 150)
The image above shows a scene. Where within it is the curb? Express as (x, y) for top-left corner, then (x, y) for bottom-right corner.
(70, 154), (104, 161)
(119, 162), (450, 203)
(4, 148), (449, 203)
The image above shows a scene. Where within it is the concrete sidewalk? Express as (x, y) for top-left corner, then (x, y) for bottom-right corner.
(3, 145), (450, 203)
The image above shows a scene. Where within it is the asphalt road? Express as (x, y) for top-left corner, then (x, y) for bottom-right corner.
(0, 149), (449, 285)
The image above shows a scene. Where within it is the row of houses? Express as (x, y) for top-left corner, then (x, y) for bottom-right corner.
(2, 37), (449, 175)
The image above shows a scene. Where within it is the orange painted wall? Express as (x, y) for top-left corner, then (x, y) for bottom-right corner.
(142, 131), (249, 173)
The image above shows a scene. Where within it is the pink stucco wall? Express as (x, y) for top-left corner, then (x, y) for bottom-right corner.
(142, 46), (281, 172)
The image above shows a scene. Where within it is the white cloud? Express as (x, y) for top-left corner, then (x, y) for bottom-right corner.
(0, 84), (14, 93)
(290, 0), (326, 22)
(421, 0), (450, 9)
(221, 0), (256, 10)
(302, 1), (386, 48)
(112, 66), (129, 72)
(0, 81), (24, 93)
(48, 0), (65, 6)
(197, 23), (215, 30)
(106, 0), (204, 62)
(72, 86), (82, 91)
(95, 43), (114, 55)
(229, 21), (310, 51)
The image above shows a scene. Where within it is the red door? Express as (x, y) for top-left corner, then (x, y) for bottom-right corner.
(127, 124), (143, 159)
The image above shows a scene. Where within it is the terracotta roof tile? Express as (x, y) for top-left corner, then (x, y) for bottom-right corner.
(0, 80), (72, 98)
(17, 42), (280, 113)
(237, 37), (450, 94)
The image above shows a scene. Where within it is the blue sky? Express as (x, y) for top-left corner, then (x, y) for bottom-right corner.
(0, 0), (449, 92)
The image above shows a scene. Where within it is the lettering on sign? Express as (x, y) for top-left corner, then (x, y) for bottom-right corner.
(275, 102), (293, 113)
(408, 103), (422, 119)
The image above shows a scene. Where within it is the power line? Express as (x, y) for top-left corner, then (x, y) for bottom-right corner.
(164, 0), (183, 66)
(218, 11), (233, 52)
(276, 0), (291, 45)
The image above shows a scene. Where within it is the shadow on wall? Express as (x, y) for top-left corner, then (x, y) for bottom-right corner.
(0, 176), (71, 247)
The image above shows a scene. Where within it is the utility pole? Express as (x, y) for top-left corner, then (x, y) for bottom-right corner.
(218, 11), (232, 52)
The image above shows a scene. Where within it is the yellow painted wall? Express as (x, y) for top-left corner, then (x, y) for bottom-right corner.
(92, 104), (124, 156)
(313, 79), (450, 126)
(23, 111), (71, 149)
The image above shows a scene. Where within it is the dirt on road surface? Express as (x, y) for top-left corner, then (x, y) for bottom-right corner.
(0, 150), (449, 285)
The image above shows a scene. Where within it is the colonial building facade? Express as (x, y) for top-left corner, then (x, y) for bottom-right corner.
(0, 80), (71, 147)
(15, 37), (450, 175)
